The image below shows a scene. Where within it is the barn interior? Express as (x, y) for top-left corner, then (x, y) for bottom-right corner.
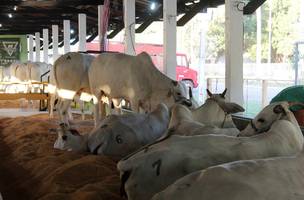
(0, 1), (303, 200)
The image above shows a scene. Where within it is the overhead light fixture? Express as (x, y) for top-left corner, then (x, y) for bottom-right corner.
(13, 6), (18, 11)
(70, 29), (75, 34)
(8, 13), (13, 18)
(150, 2), (156, 10)
(0, 24), (2, 28)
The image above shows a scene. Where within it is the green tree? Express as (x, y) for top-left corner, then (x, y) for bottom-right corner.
(206, 0), (301, 63)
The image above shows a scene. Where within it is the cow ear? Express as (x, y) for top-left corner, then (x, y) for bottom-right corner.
(221, 88), (227, 98)
(69, 129), (81, 136)
(206, 89), (213, 97)
(167, 89), (172, 97)
(220, 102), (245, 114)
(171, 80), (178, 86)
(273, 105), (286, 114)
(49, 128), (57, 134)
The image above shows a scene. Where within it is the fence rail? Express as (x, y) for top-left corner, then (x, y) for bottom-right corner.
(205, 77), (295, 116)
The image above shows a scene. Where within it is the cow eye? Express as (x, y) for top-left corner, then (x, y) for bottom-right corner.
(116, 135), (123, 144)
(257, 118), (265, 123)
(62, 135), (68, 141)
(101, 124), (108, 128)
(177, 92), (181, 96)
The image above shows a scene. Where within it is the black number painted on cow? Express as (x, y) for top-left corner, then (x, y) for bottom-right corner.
(116, 135), (123, 144)
(152, 159), (162, 176)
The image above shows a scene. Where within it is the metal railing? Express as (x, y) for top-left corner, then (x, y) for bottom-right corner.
(206, 77), (295, 117)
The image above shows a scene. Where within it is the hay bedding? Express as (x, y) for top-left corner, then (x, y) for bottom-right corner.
(0, 114), (124, 200)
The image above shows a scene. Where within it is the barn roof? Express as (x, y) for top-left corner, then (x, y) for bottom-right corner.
(0, 0), (266, 47)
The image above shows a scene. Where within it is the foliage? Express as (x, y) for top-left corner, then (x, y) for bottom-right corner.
(206, 0), (302, 63)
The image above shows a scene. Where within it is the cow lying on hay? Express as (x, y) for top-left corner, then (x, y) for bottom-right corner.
(153, 128), (304, 200)
(117, 102), (304, 200)
(52, 104), (170, 159)
(51, 90), (244, 158)
(167, 88), (245, 137)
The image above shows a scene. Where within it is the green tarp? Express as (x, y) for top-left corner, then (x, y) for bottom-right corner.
(270, 85), (304, 111)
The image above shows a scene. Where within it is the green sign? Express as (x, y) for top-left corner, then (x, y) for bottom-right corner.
(0, 38), (21, 67)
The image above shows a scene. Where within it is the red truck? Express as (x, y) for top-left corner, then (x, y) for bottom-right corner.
(86, 41), (198, 88)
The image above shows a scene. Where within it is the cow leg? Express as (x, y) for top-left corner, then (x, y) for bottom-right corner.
(49, 94), (56, 118)
(58, 99), (72, 125)
(112, 99), (122, 115)
(93, 91), (102, 127)
(74, 95), (85, 120)
(80, 101), (85, 120)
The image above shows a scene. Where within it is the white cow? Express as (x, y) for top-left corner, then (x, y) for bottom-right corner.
(191, 89), (244, 128)
(89, 52), (191, 124)
(52, 52), (94, 125)
(168, 103), (240, 137)
(52, 123), (88, 152)
(117, 102), (303, 200)
(52, 103), (170, 156)
(88, 103), (170, 159)
(153, 145), (304, 200)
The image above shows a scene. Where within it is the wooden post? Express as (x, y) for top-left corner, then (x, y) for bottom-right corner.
(35, 32), (40, 62)
(43, 29), (49, 63)
(225, 0), (244, 105)
(64, 20), (71, 53)
(78, 14), (86, 52)
(123, 0), (136, 55)
(262, 79), (268, 107)
(28, 35), (34, 61)
(52, 25), (59, 62)
(163, 0), (177, 80)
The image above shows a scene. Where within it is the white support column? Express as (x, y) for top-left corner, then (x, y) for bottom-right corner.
(28, 35), (34, 61)
(98, 5), (105, 51)
(43, 29), (49, 64)
(163, 0), (177, 80)
(35, 32), (41, 62)
(63, 20), (71, 53)
(123, 0), (136, 55)
(52, 25), (59, 62)
(78, 13), (86, 52)
(225, 0), (244, 105)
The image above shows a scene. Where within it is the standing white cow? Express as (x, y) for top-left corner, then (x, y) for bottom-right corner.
(88, 103), (170, 159)
(153, 144), (304, 200)
(117, 102), (303, 200)
(8, 61), (50, 94)
(89, 52), (191, 124)
(52, 52), (94, 125)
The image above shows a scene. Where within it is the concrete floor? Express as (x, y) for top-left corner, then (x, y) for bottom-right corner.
(0, 108), (47, 117)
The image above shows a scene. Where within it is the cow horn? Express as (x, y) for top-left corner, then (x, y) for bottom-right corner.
(189, 87), (193, 99)
(206, 89), (213, 97)
(221, 88), (227, 97)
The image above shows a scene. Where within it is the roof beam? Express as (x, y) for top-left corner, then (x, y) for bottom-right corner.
(108, 24), (124, 39)
(178, 1), (207, 26)
(135, 5), (163, 33)
(243, 0), (267, 15)
(0, 0), (105, 6)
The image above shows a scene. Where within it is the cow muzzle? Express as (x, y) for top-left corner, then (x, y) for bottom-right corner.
(178, 98), (192, 107)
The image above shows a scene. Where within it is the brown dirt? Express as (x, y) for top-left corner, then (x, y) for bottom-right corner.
(0, 114), (124, 200)
(0, 100), (23, 108)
